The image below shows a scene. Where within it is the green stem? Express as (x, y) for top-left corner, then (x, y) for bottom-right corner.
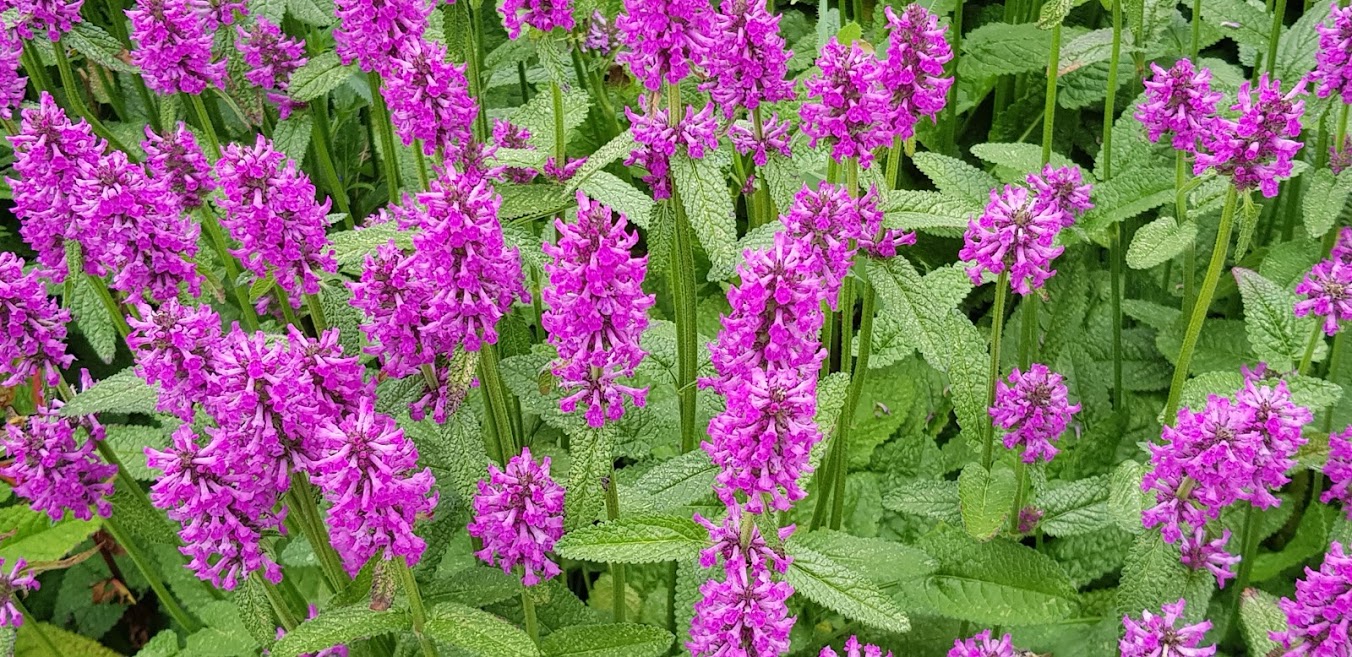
(521, 588), (540, 644)
(198, 206), (261, 331)
(1176, 153), (1198, 316)
(258, 574), (300, 631)
(1040, 23), (1062, 167)
(1264, 0), (1286, 76)
(551, 80), (567, 166)
(14, 599), (61, 657)
(86, 274), (130, 340)
(604, 464), (625, 623)
(97, 490), (204, 632)
(1105, 0), (1126, 408)
(286, 472), (348, 592)
(668, 84), (699, 456)
(395, 559), (440, 657)
(21, 43), (54, 97)
(1299, 324), (1323, 376)
(750, 107), (775, 223)
(1228, 504), (1262, 633)
(1162, 187), (1239, 425)
(310, 102), (354, 224)
(1019, 297), (1037, 369)
(275, 286), (302, 328)
(830, 282), (875, 531)
(477, 344), (517, 460)
(943, 0), (964, 153)
(983, 273), (1011, 469)
(368, 72), (402, 203)
(1008, 456), (1029, 533)
(414, 146), (431, 190)
(52, 40), (129, 153)
(186, 93), (222, 161)
(1191, 0), (1203, 58)
(304, 292), (328, 333)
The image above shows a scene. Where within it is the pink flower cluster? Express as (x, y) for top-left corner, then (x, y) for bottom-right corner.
(728, 113), (792, 167)
(688, 507), (795, 656)
(1142, 368), (1311, 586)
(0, 253), (72, 387)
(467, 448), (565, 586)
(702, 0), (794, 116)
(1295, 258), (1352, 335)
(1136, 59), (1223, 152)
(948, 630), (1015, 657)
(780, 183), (909, 301)
(333, 0), (432, 71)
(383, 38), (477, 160)
(1120, 599), (1215, 657)
(499, 0), (573, 38)
(12, 0), (84, 41)
(960, 165), (1092, 295)
(625, 99), (719, 199)
(801, 37), (892, 167)
(1323, 426), (1352, 518)
(127, 0), (227, 96)
(881, 4), (953, 142)
(126, 297), (222, 419)
(0, 559), (38, 628)
(615, 0), (712, 91)
(542, 193), (654, 427)
(1271, 542), (1352, 655)
(239, 18), (307, 97)
(142, 122), (216, 211)
(990, 363), (1080, 463)
(0, 26), (26, 119)
(820, 637), (892, 657)
(1195, 75), (1306, 198)
(1315, 3), (1352, 103)
(1, 402), (114, 522)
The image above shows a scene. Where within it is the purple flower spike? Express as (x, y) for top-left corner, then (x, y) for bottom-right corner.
(1324, 426), (1352, 518)
(1272, 542), (1352, 656)
(128, 0), (226, 96)
(1179, 527), (1240, 588)
(468, 448), (566, 586)
(583, 10), (616, 53)
(142, 122), (216, 211)
(216, 135), (336, 304)
(615, 0), (712, 91)
(779, 183), (909, 302)
(801, 37), (892, 167)
(1120, 599), (1216, 657)
(0, 27), (27, 119)
(687, 556), (795, 657)
(333, 0), (432, 72)
(543, 192), (655, 427)
(948, 629), (1016, 657)
(126, 298), (223, 420)
(694, 507), (792, 573)
(625, 99), (719, 199)
(2, 404), (114, 522)
(1136, 59), (1222, 152)
(1195, 74), (1306, 198)
(1295, 259), (1352, 335)
(0, 559), (38, 628)
(0, 253), (72, 387)
(499, 0), (573, 38)
(12, 0), (83, 41)
(702, 0), (794, 117)
(881, 4), (953, 142)
(1027, 165), (1094, 219)
(729, 112), (792, 167)
(821, 636), (893, 657)
(383, 38), (477, 160)
(311, 399), (438, 575)
(960, 184), (1072, 295)
(1316, 3), (1352, 103)
(239, 19), (308, 92)
(990, 364), (1080, 463)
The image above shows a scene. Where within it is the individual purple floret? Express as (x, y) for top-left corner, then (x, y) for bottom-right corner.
(801, 37), (892, 167)
(1136, 59), (1222, 152)
(310, 399), (437, 575)
(1271, 542), (1352, 656)
(948, 629), (1016, 657)
(1195, 74), (1306, 198)
(960, 184), (1073, 295)
(238, 18), (307, 92)
(499, 0), (572, 38)
(0, 253), (72, 387)
(1179, 526), (1241, 586)
(615, 0), (712, 91)
(542, 192), (654, 427)
(821, 637), (892, 657)
(881, 4), (952, 142)
(142, 122), (216, 211)
(467, 447), (565, 586)
(1315, 3), (1352, 103)
(728, 112), (792, 166)
(128, 0), (226, 96)
(0, 27), (27, 119)
(383, 37), (477, 159)
(687, 556), (794, 657)
(1120, 599), (1216, 657)
(701, 0), (793, 117)
(990, 363), (1080, 463)
(216, 135), (336, 305)
(126, 298), (223, 420)
(333, 0), (432, 71)
(779, 183), (911, 301)
(542, 156), (585, 182)
(1334, 137), (1352, 175)
(1322, 426), (1352, 518)
(12, 0), (83, 41)
(0, 559), (38, 628)
(1295, 259), (1352, 335)
(1, 404), (114, 522)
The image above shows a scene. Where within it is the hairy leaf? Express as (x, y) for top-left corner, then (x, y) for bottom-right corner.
(60, 369), (159, 417)
(555, 514), (706, 564)
(1126, 215), (1196, 270)
(672, 153), (738, 281)
(289, 52), (355, 102)
(425, 602), (541, 657)
(540, 623), (673, 657)
(958, 463), (1017, 541)
(785, 541), (912, 633)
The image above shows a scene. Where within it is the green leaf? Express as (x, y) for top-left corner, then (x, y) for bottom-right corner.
(1288, 373), (1343, 411)
(881, 190), (980, 237)
(1036, 475), (1112, 537)
(1303, 168), (1352, 239)
(881, 479), (962, 523)
(960, 23), (1052, 79)
(1108, 460), (1149, 535)
(286, 0), (333, 25)
(289, 52), (355, 102)
(1234, 267), (1305, 371)
(910, 152), (998, 206)
(331, 224), (412, 268)
(1251, 503), (1333, 581)
(319, 282), (365, 359)
(1126, 215), (1196, 270)
(577, 171), (656, 230)
(510, 87), (591, 155)
(555, 514), (706, 564)
(1081, 167), (1175, 237)
(60, 369), (159, 417)
(784, 540), (911, 633)
(238, 576), (279, 650)
(402, 407), (490, 506)
(69, 272), (116, 364)
(969, 142), (1076, 173)
(1204, 0), (1273, 50)
(67, 23), (136, 73)
(133, 630), (182, 657)
(422, 566), (521, 608)
(1239, 589), (1287, 656)
(1115, 533), (1212, 619)
(249, 272), (276, 302)
(426, 602), (542, 657)
(0, 506), (100, 562)
(622, 450), (717, 512)
(270, 607), (410, 657)
(540, 623), (673, 657)
(1236, 193), (1263, 257)
(1277, 2), (1328, 85)
(273, 113), (314, 164)
(104, 424), (170, 481)
(248, 0), (286, 23)
(791, 529), (938, 587)
(499, 183), (570, 221)
(566, 131), (638, 192)
(958, 463), (1017, 541)
(565, 425), (614, 531)
(184, 601), (260, 657)
(672, 152), (738, 281)
(16, 623), (120, 657)
(1038, 0), (1072, 28)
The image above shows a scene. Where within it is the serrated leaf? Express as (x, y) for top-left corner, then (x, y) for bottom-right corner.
(60, 369), (160, 417)
(184, 601), (260, 657)
(67, 23), (136, 73)
(540, 623), (673, 657)
(960, 23), (1052, 79)
(238, 577), (279, 650)
(911, 152), (998, 206)
(1204, 0), (1272, 50)
(273, 113), (313, 164)
(249, 0), (286, 23)
(499, 183), (570, 221)
(792, 529), (938, 586)
(16, 623), (120, 657)
(249, 273), (275, 302)
(1036, 475), (1112, 537)
(270, 607), (410, 657)
(672, 153), (738, 281)
(1038, 0), (1072, 28)
(1234, 267), (1304, 371)
(1239, 589), (1287, 656)
(1303, 168), (1352, 239)
(567, 131), (637, 192)
(511, 87), (591, 155)
(104, 424), (170, 481)
(1082, 167), (1175, 237)
(319, 282), (364, 359)
(1288, 374), (1342, 411)
(1115, 532), (1212, 619)
(881, 479), (963, 523)
(1237, 193), (1262, 257)
(969, 142), (1076, 173)
(555, 514), (706, 564)
(1277, 3), (1328, 85)
(331, 224), (412, 267)
(286, 0), (334, 25)
(882, 190), (980, 237)
(403, 406), (489, 506)
(1126, 215), (1196, 270)
(577, 171), (655, 229)
(622, 450), (717, 512)
(426, 602), (541, 657)
(422, 566), (521, 608)
(958, 463), (1017, 541)
(0, 506), (101, 562)
(1108, 460), (1149, 534)
(289, 52), (355, 102)
(69, 273), (116, 364)
(784, 540), (911, 633)
(565, 425), (613, 531)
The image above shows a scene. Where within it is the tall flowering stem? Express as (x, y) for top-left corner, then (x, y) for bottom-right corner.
(983, 272), (1010, 469)
(666, 84), (699, 455)
(1102, 0), (1125, 408)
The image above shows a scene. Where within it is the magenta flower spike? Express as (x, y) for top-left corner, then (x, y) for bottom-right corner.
(881, 4), (953, 142)
(1120, 599), (1216, 657)
(1315, 3), (1352, 104)
(0, 559), (38, 628)
(12, 0), (83, 41)
(625, 99), (719, 199)
(948, 629), (1016, 657)
(729, 112), (792, 166)
(127, 0), (226, 96)
(990, 363), (1081, 463)
(499, 0), (573, 38)
(1136, 59), (1222, 152)
(701, 0), (794, 117)
(1324, 426), (1352, 518)
(1272, 542), (1352, 655)
(801, 36), (893, 167)
(1194, 74), (1306, 198)
(1295, 259), (1352, 335)
(1027, 164), (1094, 219)
(615, 0), (712, 91)
(239, 18), (308, 93)
(0, 253), (73, 388)
(142, 122), (216, 211)
(2, 404), (114, 522)
(821, 637), (893, 657)
(126, 298), (224, 420)
(333, 0), (433, 71)
(542, 192), (655, 427)
(960, 184), (1073, 295)
(687, 555), (795, 657)
(693, 507), (792, 573)
(467, 447), (566, 586)
(582, 10), (616, 53)
(0, 26), (26, 119)
(383, 37), (477, 159)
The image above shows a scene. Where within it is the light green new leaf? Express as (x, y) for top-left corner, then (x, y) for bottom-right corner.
(60, 369), (159, 417)
(672, 153), (738, 281)
(578, 171), (656, 230)
(969, 142), (1075, 173)
(1107, 460), (1149, 535)
(622, 450), (717, 512)
(1239, 589), (1287, 656)
(270, 608), (410, 657)
(286, 0), (334, 25)
(0, 506), (100, 562)
(555, 514), (706, 564)
(425, 603), (541, 657)
(540, 623), (673, 657)
(1038, 0), (1073, 28)
(273, 113), (314, 164)
(1236, 193), (1264, 257)
(1126, 216), (1196, 270)
(882, 479), (963, 524)
(960, 23), (1052, 79)
(882, 190), (979, 238)
(565, 425), (613, 531)
(959, 463), (1017, 541)
(911, 152), (999, 206)
(1234, 267), (1304, 371)
(785, 541), (911, 633)
(1303, 168), (1352, 239)
(289, 52), (355, 102)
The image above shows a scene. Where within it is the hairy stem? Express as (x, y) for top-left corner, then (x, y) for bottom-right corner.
(983, 273), (1011, 469)
(368, 72), (402, 203)
(668, 84), (699, 455)
(396, 559), (440, 657)
(604, 465), (626, 623)
(1040, 23), (1061, 167)
(310, 101), (354, 225)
